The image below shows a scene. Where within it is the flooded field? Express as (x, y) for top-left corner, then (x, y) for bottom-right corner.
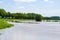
(0, 22), (60, 40)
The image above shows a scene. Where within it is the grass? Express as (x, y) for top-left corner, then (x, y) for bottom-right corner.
(0, 19), (13, 29)
(0, 18), (34, 29)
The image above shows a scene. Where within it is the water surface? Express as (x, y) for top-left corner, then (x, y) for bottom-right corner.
(0, 22), (60, 40)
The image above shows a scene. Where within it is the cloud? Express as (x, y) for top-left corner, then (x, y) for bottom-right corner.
(43, 0), (54, 4)
(44, 0), (49, 2)
(13, 0), (37, 3)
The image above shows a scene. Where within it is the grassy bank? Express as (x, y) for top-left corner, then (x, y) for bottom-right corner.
(0, 19), (13, 29)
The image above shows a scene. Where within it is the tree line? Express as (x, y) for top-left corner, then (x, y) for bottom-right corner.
(0, 9), (60, 22)
(43, 16), (60, 20)
(0, 9), (42, 21)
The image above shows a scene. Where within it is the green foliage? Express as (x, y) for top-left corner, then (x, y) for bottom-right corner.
(0, 9), (43, 21)
(43, 16), (60, 20)
(0, 8), (60, 21)
(0, 19), (13, 29)
(0, 9), (7, 18)
(35, 15), (42, 21)
(43, 17), (51, 20)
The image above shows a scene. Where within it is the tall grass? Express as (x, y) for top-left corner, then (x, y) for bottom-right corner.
(0, 19), (13, 29)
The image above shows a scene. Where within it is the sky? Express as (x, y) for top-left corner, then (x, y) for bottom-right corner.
(0, 0), (60, 16)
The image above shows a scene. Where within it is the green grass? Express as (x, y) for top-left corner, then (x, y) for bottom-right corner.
(0, 18), (34, 29)
(0, 19), (13, 29)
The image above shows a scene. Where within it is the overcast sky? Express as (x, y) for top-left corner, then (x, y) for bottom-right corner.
(0, 0), (60, 16)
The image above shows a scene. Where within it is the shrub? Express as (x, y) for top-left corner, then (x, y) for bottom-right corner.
(35, 15), (42, 21)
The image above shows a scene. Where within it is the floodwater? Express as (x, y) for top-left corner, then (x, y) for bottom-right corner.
(0, 22), (60, 40)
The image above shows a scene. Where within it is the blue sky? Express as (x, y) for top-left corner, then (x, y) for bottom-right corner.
(0, 0), (60, 16)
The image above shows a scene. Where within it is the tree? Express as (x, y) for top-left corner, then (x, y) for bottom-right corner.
(35, 15), (42, 21)
(0, 9), (7, 18)
(7, 12), (11, 19)
(27, 13), (37, 19)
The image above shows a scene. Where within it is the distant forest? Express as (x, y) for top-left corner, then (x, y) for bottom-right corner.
(0, 9), (60, 21)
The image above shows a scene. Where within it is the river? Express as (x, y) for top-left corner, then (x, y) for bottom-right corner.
(0, 22), (60, 40)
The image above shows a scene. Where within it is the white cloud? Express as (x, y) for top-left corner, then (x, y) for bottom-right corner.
(43, 0), (49, 2)
(13, 0), (37, 2)
(43, 0), (54, 4)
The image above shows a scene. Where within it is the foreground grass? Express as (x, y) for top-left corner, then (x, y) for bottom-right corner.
(0, 19), (13, 29)
(0, 18), (35, 29)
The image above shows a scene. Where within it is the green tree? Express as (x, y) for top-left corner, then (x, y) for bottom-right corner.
(0, 9), (7, 18)
(7, 12), (11, 19)
(35, 15), (42, 21)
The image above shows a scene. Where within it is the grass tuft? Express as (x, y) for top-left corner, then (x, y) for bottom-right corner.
(0, 19), (13, 29)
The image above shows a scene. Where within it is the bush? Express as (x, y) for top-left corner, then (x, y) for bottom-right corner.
(35, 15), (42, 21)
